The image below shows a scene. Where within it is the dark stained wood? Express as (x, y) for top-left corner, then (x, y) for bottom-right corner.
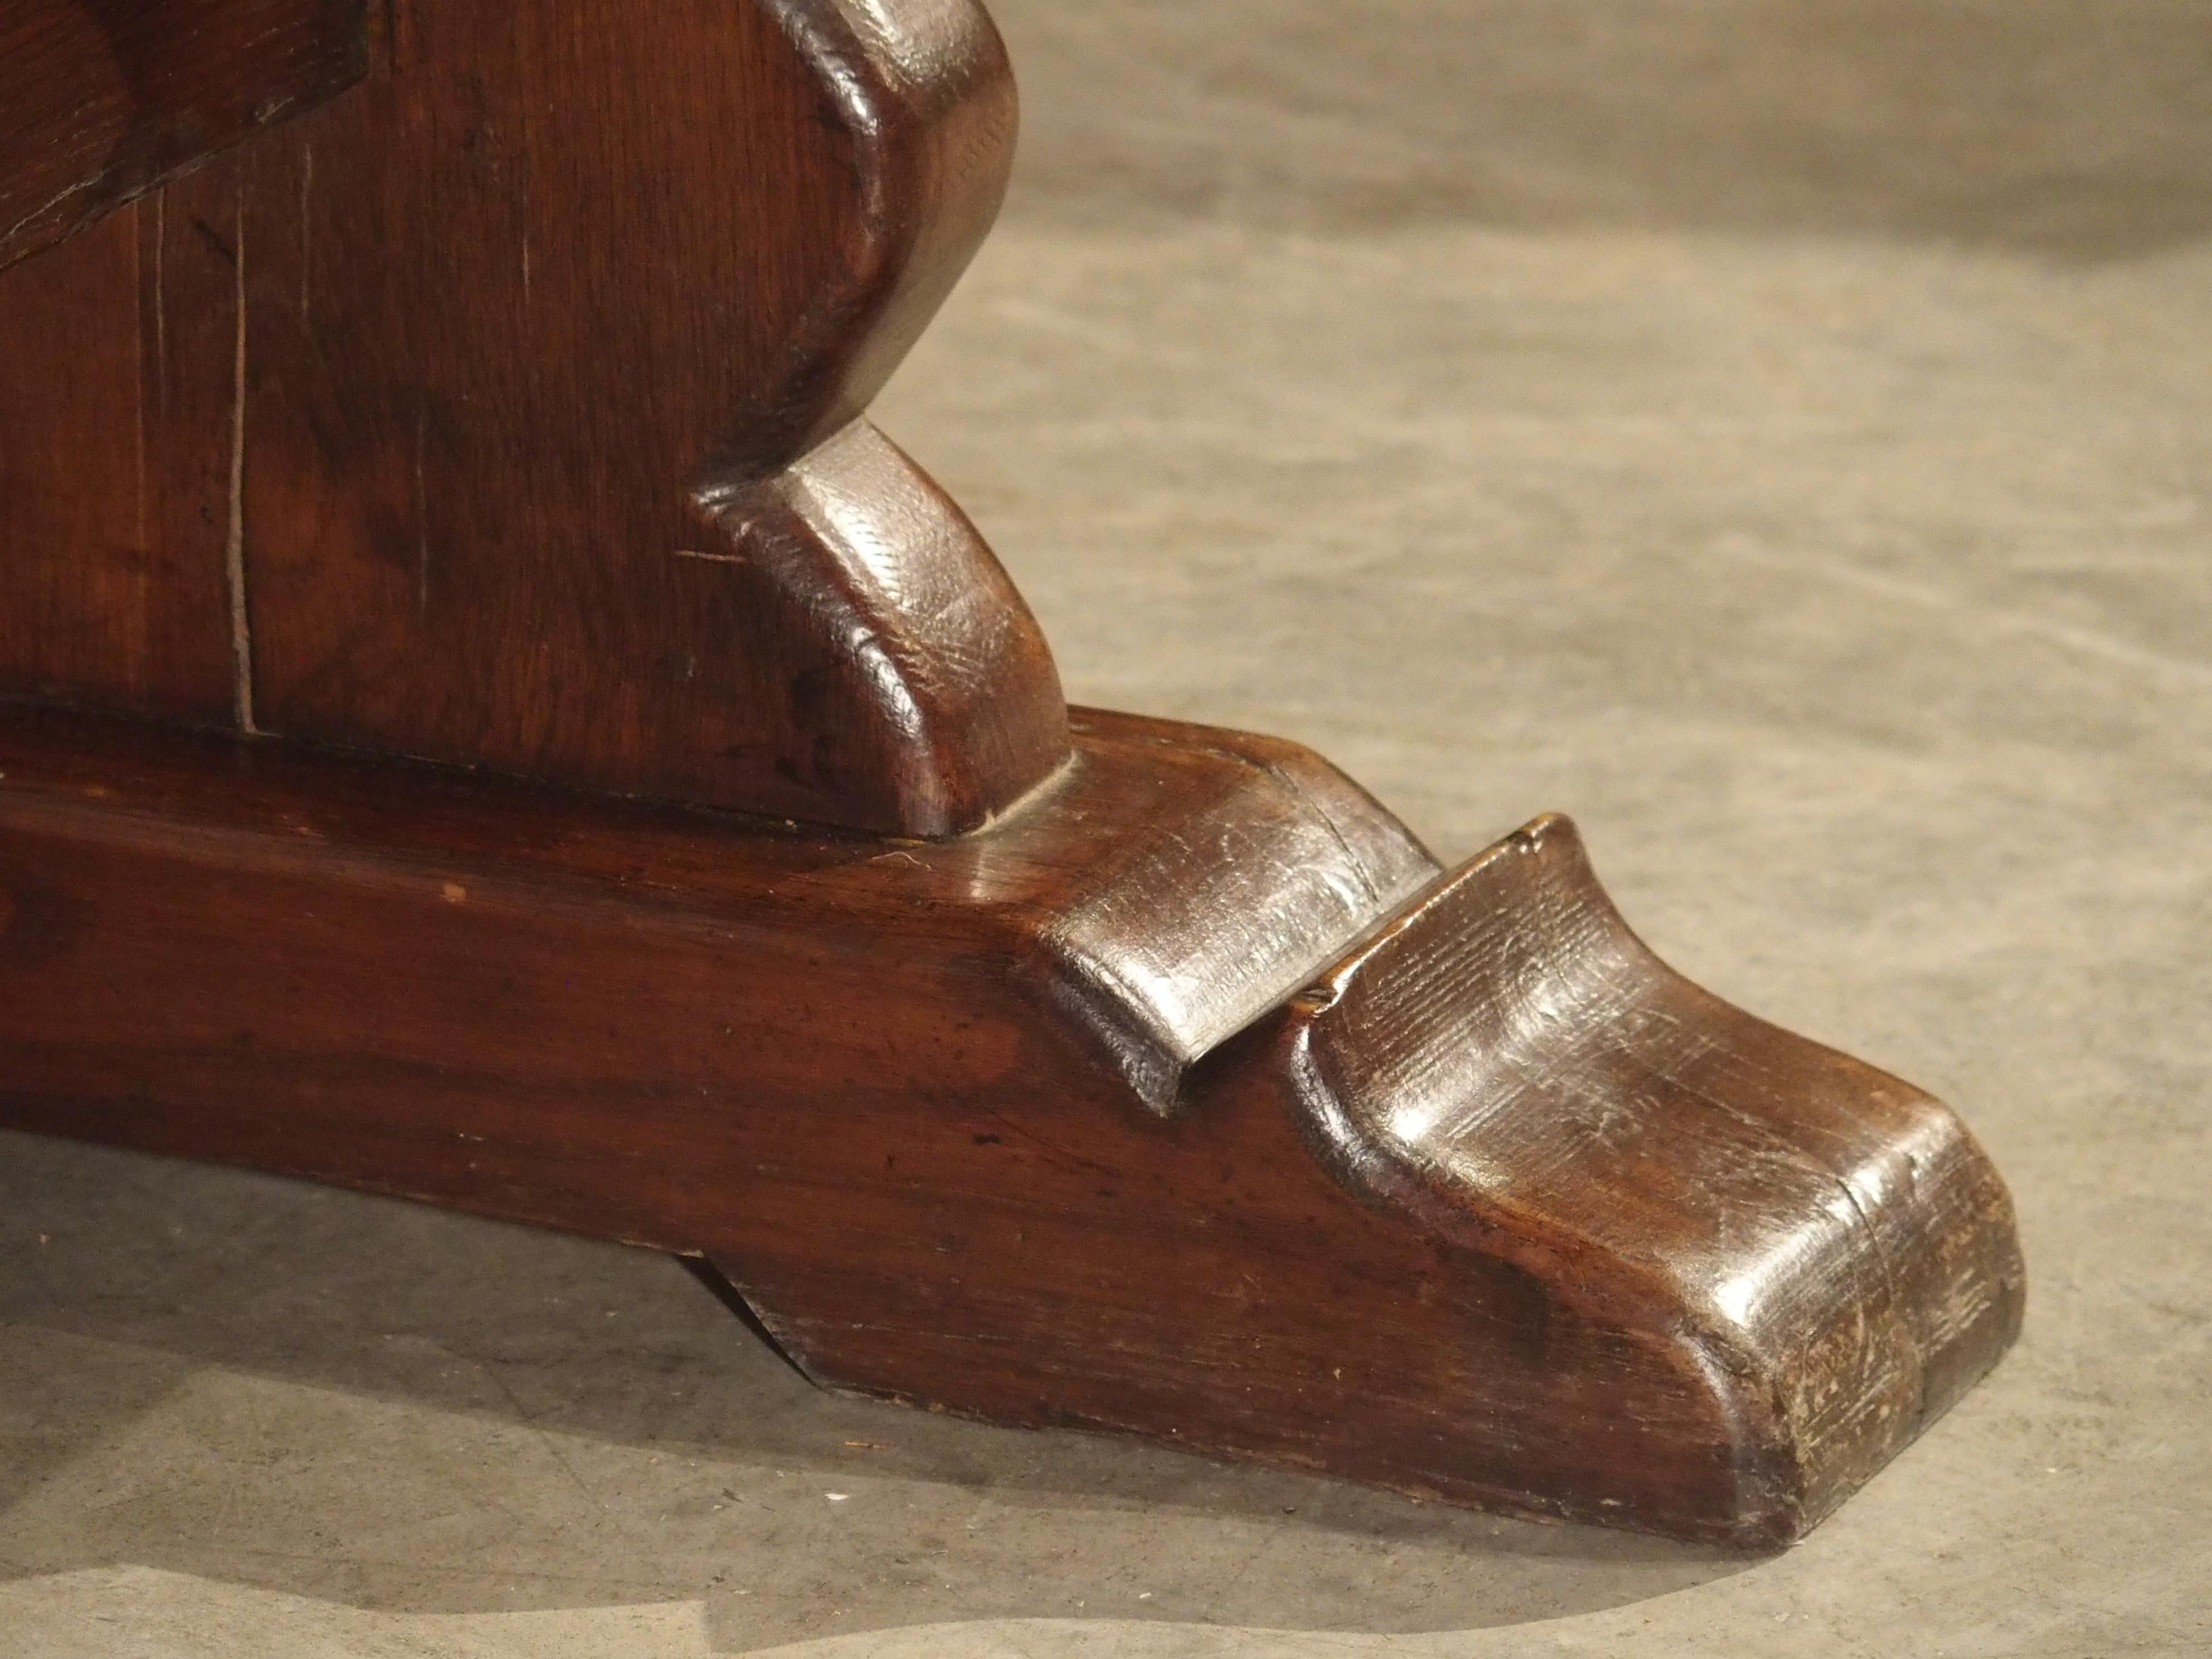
(1270, 817), (2024, 1536)
(233, 0), (1063, 833)
(0, 701), (2022, 1545)
(688, 419), (1067, 835)
(0, 0), (1065, 835)
(0, 0), (368, 271)
(0, 0), (2023, 1545)
(0, 161), (245, 723)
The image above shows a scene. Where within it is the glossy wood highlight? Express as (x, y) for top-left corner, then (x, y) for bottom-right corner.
(0, 163), (245, 722)
(0, 0), (2024, 1545)
(0, 703), (2022, 1544)
(234, 0), (1062, 832)
(0, 0), (1065, 835)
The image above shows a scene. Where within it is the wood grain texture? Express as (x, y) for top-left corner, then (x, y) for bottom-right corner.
(0, 0), (2022, 1544)
(0, 163), (245, 722)
(690, 419), (1066, 835)
(234, 0), (1063, 832)
(0, 0), (368, 271)
(1277, 816), (2025, 1537)
(0, 0), (1064, 833)
(0, 701), (2022, 1544)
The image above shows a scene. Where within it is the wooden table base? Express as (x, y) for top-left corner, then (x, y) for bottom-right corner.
(0, 700), (2022, 1545)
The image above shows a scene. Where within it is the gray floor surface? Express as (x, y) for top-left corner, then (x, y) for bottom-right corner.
(4, 2), (2209, 1653)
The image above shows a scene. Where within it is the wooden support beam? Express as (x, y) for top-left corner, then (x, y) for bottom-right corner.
(0, 0), (2025, 1545)
(0, 702), (2022, 1545)
(0, 0), (1065, 836)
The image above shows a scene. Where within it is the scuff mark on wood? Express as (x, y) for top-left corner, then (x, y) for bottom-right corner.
(152, 194), (167, 410)
(226, 178), (259, 734)
(299, 143), (314, 327)
(414, 402), (430, 620)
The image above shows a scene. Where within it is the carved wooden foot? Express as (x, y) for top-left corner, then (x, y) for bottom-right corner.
(1, 0), (2021, 1545)
(0, 702), (2020, 1544)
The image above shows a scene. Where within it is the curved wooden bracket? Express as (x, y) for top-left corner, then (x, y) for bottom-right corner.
(691, 419), (1065, 835)
(717, 0), (1023, 477)
(0, 0), (2024, 1548)
(0, 0), (370, 271)
(0, 704), (2022, 1545)
(1, 0), (1067, 835)
(1270, 816), (2024, 1539)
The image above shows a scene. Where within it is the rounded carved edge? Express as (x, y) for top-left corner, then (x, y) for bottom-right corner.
(717, 0), (1021, 476)
(694, 420), (1068, 836)
(1025, 722), (1441, 1112)
(695, 0), (1065, 836)
(1280, 814), (2026, 1545)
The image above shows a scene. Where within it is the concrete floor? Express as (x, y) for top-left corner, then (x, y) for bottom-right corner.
(5, 2), (2210, 1652)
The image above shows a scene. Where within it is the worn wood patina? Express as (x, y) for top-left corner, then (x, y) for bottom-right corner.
(0, 0), (2024, 1545)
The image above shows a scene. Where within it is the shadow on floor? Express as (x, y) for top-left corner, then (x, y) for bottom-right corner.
(0, 1132), (1753, 1648)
